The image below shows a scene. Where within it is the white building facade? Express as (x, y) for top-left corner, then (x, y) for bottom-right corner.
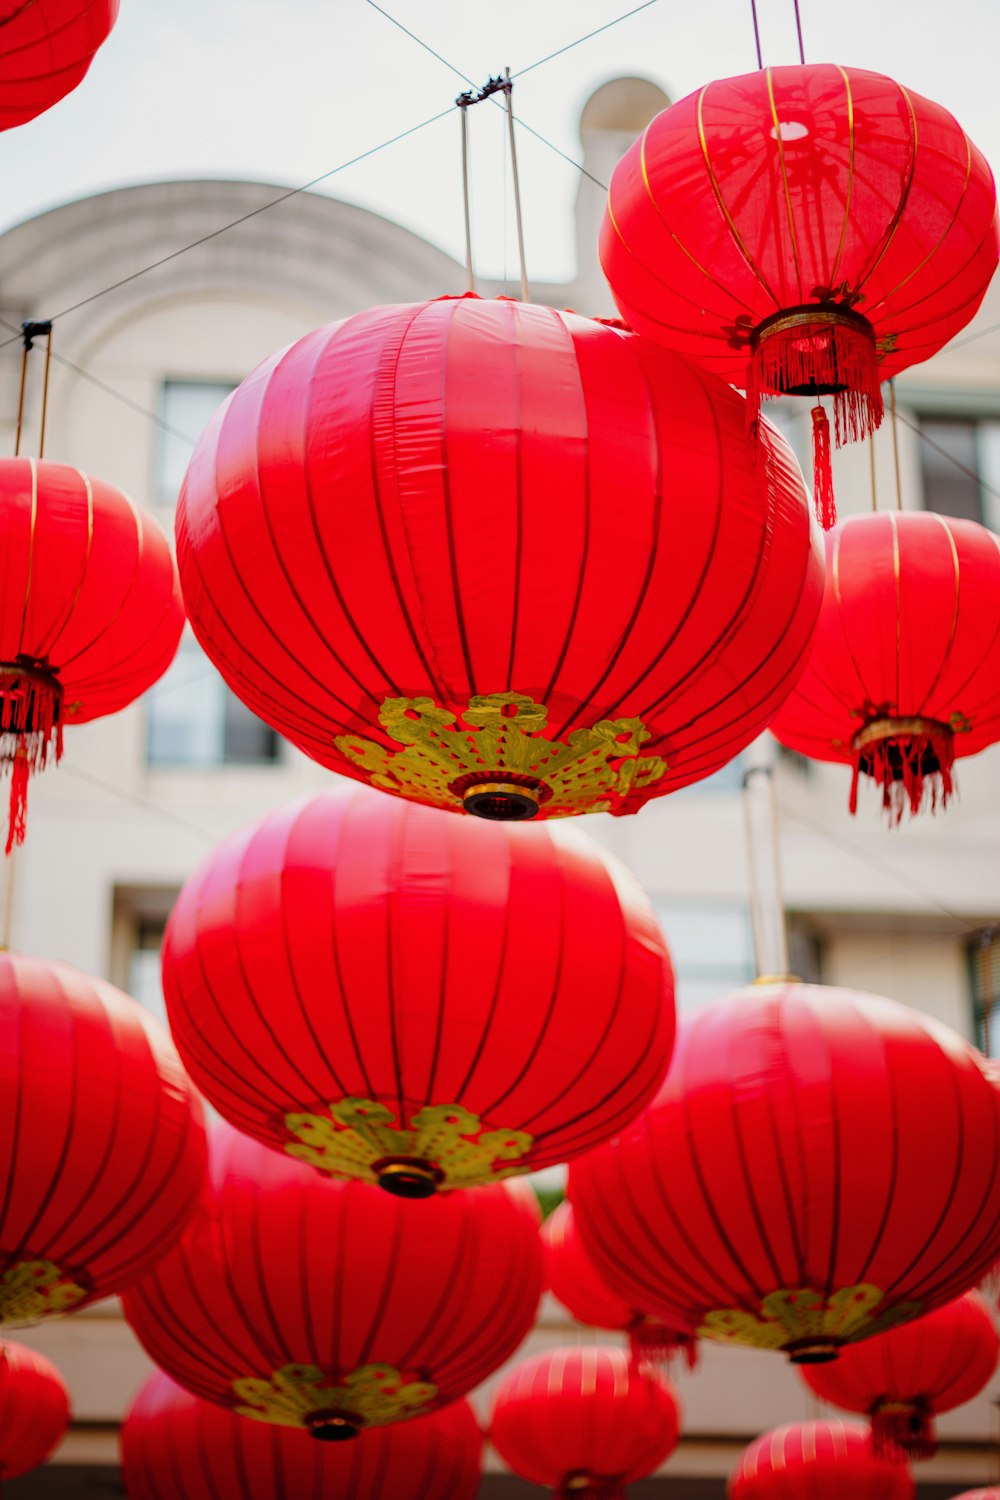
(1, 78), (998, 1498)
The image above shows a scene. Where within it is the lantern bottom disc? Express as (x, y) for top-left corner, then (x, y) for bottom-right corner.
(376, 1159), (444, 1199)
(306, 1409), (362, 1441)
(786, 1340), (841, 1365)
(461, 781), (540, 820)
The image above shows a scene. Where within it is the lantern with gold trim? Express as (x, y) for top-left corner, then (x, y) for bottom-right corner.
(162, 787), (675, 1199)
(0, 952), (206, 1326)
(176, 295), (822, 823)
(728, 1420), (914, 1500)
(122, 1124), (543, 1440)
(0, 1340), (70, 1481)
(0, 0), (119, 130)
(569, 981), (1000, 1365)
(489, 1345), (680, 1499)
(769, 511), (1000, 821)
(600, 65), (998, 525)
(121, 1372), (482, 1500)
(0, 457), (183, 849)
(543, 1201), (696, 1371)
(801, 1291), (999, 1459)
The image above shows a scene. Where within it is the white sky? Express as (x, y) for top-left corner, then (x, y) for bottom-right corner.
(3, 0), (1000, 285)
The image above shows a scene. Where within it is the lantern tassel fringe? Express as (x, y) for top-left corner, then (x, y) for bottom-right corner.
(747, 315), (884, 446)
(0, 672), (63, 855)
(850, 728), (956, 824)
(810, 405), (836, 529)
(871, 1406), (937, 1461)
(629, 1322), (699, 1375)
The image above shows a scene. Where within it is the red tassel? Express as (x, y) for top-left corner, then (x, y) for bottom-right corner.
(871, 1403), (937, 1461)
(0, 665), (63, 853)
(852, 721), (956, 824)
(629, 1321), (699, 1375)
(747, 306), (884, 447)
(811, 405), (836, 529)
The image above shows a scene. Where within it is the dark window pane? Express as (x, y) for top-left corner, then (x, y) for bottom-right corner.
(920, 419), (982, 522)
(223, 692), (279, 763)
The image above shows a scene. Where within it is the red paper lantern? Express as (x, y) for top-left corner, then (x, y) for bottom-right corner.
(543, 1201), (696, 1370)
(0, 0), (118, 129)
(601, 66), (998, 525)
(949, 1493), (1000, 1500)
(569, 982), (1000, 1364)
(802, 1292), (999, 1458)
(122, 1123), (543, 1439)
(177, 295), (822, 823)
(0, 953), (206, 1326)
(769, 511), (1000, 821)
(490, 1345), (680, 1498)
(0, 458), (183, 849)
(0, 1340), (70, 1480)
(162, 788), (675, 1198)
(121, 1372), (482, 1500)
(728, 1420), (914, 1500)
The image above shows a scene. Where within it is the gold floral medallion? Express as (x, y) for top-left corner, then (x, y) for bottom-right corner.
(0, 1259), (89, 1324)
(232, 1362), (437, 1431)
(285, 1099), (533, 1191)
(698, 1284), (921, 1357)
(334, 692), (666, 819)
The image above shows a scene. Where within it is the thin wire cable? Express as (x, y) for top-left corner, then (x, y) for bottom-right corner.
(0, 108), (453, 353)
(868, 432), (878, 512)
(37, 329), (52, 460)
(750, 0), (763, 68)
(59, 762), (223, 844)
(792, 0), (806, 63)
(503, 69), (530, 302)
(512, 0), (663, 78)
(889, 379), (903, 511)
(943, 317), (1000, 351)
(12, 343), (28, 456)
(459, 104), (475, 292)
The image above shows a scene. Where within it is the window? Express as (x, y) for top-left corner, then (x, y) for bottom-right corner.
(655, 900), (755, 1013)
(155, 380), (235, 506)
(919, 416), (1000, 530)
(110, 888), (177, 1027)
(969, 926), (1000, 1057)
(147, 634), (280, 767)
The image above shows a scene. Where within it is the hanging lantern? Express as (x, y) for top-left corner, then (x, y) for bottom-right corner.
(162, 787), (675, 1198)
(543, 1201), (696, 1371)
(0, 953), (206, 1325)
(121, 1372), (482, 1500)
(490, 1345), (680, 1499)
(948, 1493), (1000, 1500)
(801, 1291), (999, 1459)
(569, 981), (1000, 1364)
(0, 1340), (70, 1481)
(600, 66), (999, 525)
(769, 511), (1000, 821)
(0, 0), (118, 130)
(729, 1420), (914, 1500)
(0, 458), (183, 849)
(122, 1123), (543, 1439)
(177, 295), (823, 823)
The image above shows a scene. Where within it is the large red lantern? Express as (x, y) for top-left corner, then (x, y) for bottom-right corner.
(0, 0), (118, 130)
(177, 295), (822, 822)
(122, 1124), (543, 1439)
(0, 953), (206, 1326)
(601, 66), (998, 524)
(0, 1340), (70, 1480)
(490, 1345), (680, 1498)
(121, 1372), (482, 1500)
(769, 511), (1000, 821)
(728, 1420), (914, 1500)
(162, 788), (675, 1198)
(802, 1291), (999, 1458)
(0, 458), (183, 849)
(543, 1201), (696, 1369)
(569, 982), (1000, 1364)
